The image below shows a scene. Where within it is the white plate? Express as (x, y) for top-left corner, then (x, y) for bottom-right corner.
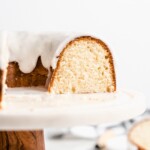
(0, 88), (146, 130)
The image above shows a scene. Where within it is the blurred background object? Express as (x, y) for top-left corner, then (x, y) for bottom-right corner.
(45, 110), (149, 150)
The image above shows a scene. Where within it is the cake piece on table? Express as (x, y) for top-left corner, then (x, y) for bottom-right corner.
(128, 119), (150, 150)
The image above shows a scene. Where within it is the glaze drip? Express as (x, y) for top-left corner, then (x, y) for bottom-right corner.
(8, 32), (52, 73)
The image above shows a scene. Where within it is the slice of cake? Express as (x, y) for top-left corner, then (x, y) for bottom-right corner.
(49, 36), (116, 93)
(0, 32), (116, 106)
(128, 119), (150, 150)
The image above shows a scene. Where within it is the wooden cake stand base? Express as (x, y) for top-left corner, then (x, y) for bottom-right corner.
(0, 130), (45, 150)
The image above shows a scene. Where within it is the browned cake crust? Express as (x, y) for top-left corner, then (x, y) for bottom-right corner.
(0, 69), (4, 102)
(49, 36), (116, 93)
(6, 57), (48, 87)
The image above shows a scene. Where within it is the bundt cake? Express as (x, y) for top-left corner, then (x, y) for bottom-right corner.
(0, 32), (116, 105)
(128, 119), (150, 150)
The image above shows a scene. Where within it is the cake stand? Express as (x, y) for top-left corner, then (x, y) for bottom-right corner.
(0, 88), (146, 150)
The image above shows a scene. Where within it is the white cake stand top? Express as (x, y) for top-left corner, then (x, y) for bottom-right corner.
(0, 88), (146, 130)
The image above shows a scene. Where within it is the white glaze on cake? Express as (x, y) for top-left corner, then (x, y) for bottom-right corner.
(1, 32), (115, 74)
(0, 32), (99, 71)
(7, 32), (68, 73)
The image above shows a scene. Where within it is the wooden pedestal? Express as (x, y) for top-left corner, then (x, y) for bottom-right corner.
(0, 130), (45, 150)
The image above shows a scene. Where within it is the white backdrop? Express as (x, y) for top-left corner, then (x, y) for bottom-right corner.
(0, 0), (150, 106)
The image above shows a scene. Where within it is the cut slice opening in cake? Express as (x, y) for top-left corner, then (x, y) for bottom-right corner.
(6, 57), (48, 87)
